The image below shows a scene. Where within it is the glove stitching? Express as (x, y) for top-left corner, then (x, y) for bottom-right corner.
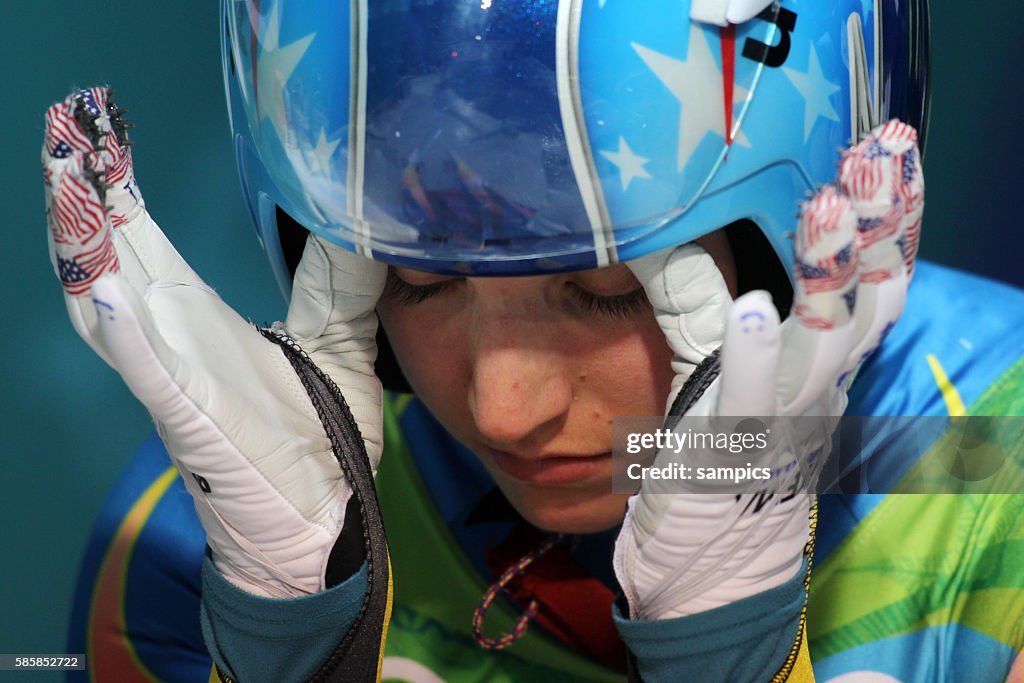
(667, 348), (722, 419)
(260, 328), (391, 683)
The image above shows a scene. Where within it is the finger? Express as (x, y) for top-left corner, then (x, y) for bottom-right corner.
(779, 187), (858, 413)
(285, 235), (388, 469)
(839, 123), (906, 285)
(717, 290), (781, 417)
(91, 274), (191, 427)
(628, 243), (731, 406)
(46, 192), (118, 367)
(45, 149), (120, 297)
(39, 134), (144, 357)
(44, 88), (141, 223)
(44, 145), (125, 361)
(871, 120), (924, 280)
(838, 120), (920, 376)
(285, 235), (387, 351)
(43, 88), (201, 291)
(791, 186), (859, 330)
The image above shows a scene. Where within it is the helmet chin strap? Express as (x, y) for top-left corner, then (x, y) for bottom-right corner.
(690, 0), (776, 26)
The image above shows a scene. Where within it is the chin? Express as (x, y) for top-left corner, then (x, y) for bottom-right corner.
(505, 487), (631, 535)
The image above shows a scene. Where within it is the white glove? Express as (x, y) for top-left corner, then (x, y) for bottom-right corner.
(615, 120), (924, 620)
(43, 87), (387, 599)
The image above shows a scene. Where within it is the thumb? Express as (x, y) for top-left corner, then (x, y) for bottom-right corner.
(283, 236), (387, 473)
(629, 243), (731, 408)
(285, 235), (387, 348)
(717, 290), (781, 417)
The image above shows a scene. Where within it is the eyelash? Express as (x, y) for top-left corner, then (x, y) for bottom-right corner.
(384, 275), (461, 305)
(571, 286), (650, 319)
(383, 274), (650, 319)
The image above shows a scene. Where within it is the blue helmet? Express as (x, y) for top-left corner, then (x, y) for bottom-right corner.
(222, 0), (928, 294)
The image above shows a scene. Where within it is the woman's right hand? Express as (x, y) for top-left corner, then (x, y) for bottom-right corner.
(43, 87), (387, 599)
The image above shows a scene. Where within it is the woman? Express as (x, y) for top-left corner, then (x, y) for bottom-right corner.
(52, 1), (1024, 681)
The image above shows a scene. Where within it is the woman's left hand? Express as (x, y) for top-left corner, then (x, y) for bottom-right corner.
(615, 120), (924, 621)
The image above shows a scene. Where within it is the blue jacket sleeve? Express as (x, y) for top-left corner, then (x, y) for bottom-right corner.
(200, 556), (369, 683)
(614, 558), (807, 682)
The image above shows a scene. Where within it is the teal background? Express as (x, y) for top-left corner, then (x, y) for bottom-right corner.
(2, 3), (283, 678)
(1, 1), (1021, 678)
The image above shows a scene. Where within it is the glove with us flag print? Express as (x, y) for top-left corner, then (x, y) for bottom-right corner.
(614, 117), (924, 674)
(42, 87), (393, 680)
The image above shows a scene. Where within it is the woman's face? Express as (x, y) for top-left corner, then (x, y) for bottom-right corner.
(376, 233), (736, 534)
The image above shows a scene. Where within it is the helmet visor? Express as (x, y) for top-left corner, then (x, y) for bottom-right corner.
(226, 0), (781, 273)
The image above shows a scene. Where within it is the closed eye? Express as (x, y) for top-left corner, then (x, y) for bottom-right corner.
(569, 284), (650, 319)
(383, 271), (463, 305)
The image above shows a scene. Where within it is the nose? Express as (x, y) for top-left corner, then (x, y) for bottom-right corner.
(467, 307), (575, 449)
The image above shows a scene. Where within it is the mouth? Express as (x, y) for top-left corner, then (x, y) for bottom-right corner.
(486, 448), (612, 485)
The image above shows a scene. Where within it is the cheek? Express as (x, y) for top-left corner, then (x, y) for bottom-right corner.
(644, 318), (676, 407)
(581, 315), (675, 417)
(376, 302), (467, 413)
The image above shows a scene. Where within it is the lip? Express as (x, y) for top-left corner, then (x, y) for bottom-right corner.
(486, 448), (612, 485)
